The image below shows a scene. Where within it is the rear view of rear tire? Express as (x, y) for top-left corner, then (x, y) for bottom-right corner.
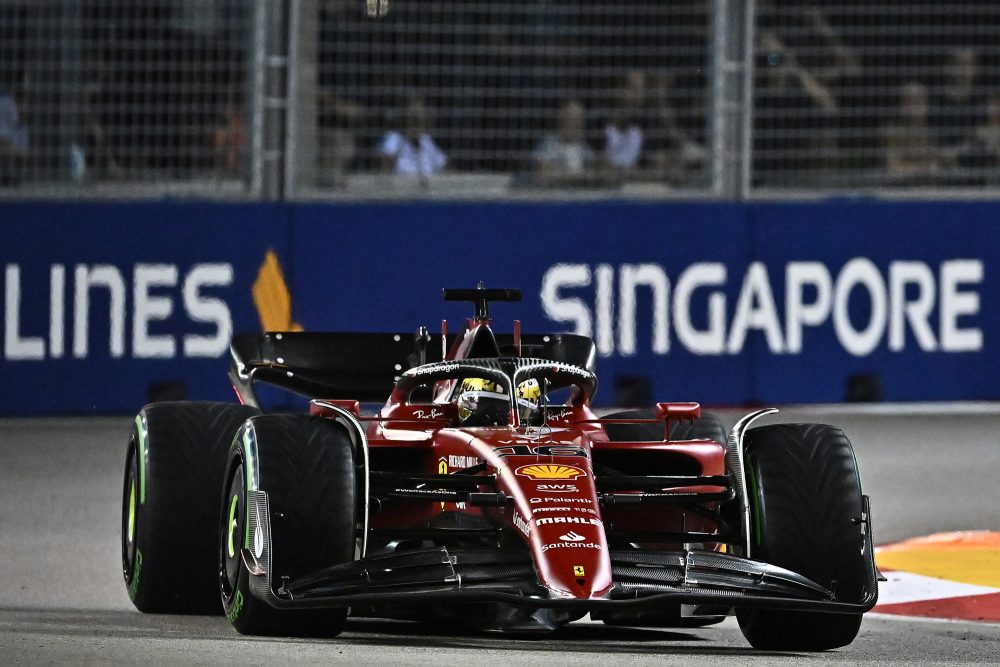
(122, 402), (259, 613)
(736, 424), (866, 651)
(220, 415), (357, 637)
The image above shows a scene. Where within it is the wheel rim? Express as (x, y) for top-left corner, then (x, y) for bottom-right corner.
(219, 462), (245, 602)
(121, 438), (139, 582)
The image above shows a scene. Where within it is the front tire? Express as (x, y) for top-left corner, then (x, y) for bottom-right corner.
(122, 402), (259, 613)
(220, 414), (357, 637)
(736, 424), (866, 651)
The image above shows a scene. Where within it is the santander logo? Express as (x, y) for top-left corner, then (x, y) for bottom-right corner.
(559, 531), (586, 542)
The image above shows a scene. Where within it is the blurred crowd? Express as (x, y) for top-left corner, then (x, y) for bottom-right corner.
(0, 1), (247, 186)
(754, 0), (1000, 187)
(3, 1), (1000, 191)
(317, 0), (709, 188)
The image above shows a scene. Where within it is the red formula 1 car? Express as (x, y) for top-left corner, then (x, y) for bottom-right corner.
(121, 287), (879, 650)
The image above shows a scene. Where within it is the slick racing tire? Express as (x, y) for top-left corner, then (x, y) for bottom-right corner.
(122, 401), (260, 614)
(220, 415), (357, 637)
(736, 424), (866, 651)
(602, 409), (728, 444)
(601, 409), (728, 628)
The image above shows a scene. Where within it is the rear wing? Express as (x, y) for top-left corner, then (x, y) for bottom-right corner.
(229, 331), (596, 407)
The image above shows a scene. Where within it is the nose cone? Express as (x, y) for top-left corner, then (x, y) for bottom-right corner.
(529, 513), (612, 598)
(507, 459), (612, 599)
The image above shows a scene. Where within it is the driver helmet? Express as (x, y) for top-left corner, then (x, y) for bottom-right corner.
(516, 378), (543, 426)
(457, 377), (510, 426)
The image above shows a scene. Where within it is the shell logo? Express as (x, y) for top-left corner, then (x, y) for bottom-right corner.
(515, 464), (586, 480)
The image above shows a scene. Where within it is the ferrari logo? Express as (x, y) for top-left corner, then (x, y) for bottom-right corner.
(515, 464), (586, 480)
(573, 565), (585, 577)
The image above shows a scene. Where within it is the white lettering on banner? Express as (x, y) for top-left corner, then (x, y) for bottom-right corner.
(5, 265), (44, 360)
(618, 264), (669, 356)
(940, 260), (983, 352)
(74, 264), (126, 359)
(541, 259), (984, 358)
(595, 264), (614, 357)
(833, 258), (887, 356)
(49, 265), (65, 359)
(2, 263), (233, 361)
(183, 264), (234, 358)
(674, 262), (727, 355)
(540, 264), (592, 339)
(513, 513), (531, 537)
(133, 264), (178, 359)
(727, 262), (784, 354)
(889, 261), (936, 352)
(785, 262), (832, 355)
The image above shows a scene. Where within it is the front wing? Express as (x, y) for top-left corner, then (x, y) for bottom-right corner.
(241, 492), (879, 616)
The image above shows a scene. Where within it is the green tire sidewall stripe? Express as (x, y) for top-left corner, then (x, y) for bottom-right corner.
(241, 428), (255, 550)
(128, 479), (136, 544)
(135, 414), (147, 505)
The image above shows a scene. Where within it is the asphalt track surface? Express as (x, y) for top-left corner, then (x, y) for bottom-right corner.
(1, 408), (999, 665)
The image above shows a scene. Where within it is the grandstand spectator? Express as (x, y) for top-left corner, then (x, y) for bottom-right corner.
(884, 81), (954, 184)
(645, 71), (707, 186)
(603, 70), (648, 174)
(0, 80), (29, 187)
(81, 56), (122, 179)
(532, 99), (596, 185)
(379, 96), (447, 178)
(963, 94), (1000, 182)
(753, 29), (840, 184)
(210, 101), (245, 176)
(930, 48), (986, 169)
(319, 0), (370, 181)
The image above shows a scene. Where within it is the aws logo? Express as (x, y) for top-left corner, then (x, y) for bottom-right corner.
(516, 464), (586, 480)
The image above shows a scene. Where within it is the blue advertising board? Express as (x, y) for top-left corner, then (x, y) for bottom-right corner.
(0, 200), (995, 414)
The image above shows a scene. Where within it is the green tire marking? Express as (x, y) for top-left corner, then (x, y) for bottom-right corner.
(227, 590), (244, 623)
(128, 479), (136, 544)
(227, 493), (239, 559)
(241, 429), (255, 549)
(134, 415), (147, 504)
(127, 549), (143, 600)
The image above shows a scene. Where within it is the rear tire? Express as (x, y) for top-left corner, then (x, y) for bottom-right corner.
(736, 424), (866, 651)
(220, 414), (357, 637)
(122, 402), (259, 614)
